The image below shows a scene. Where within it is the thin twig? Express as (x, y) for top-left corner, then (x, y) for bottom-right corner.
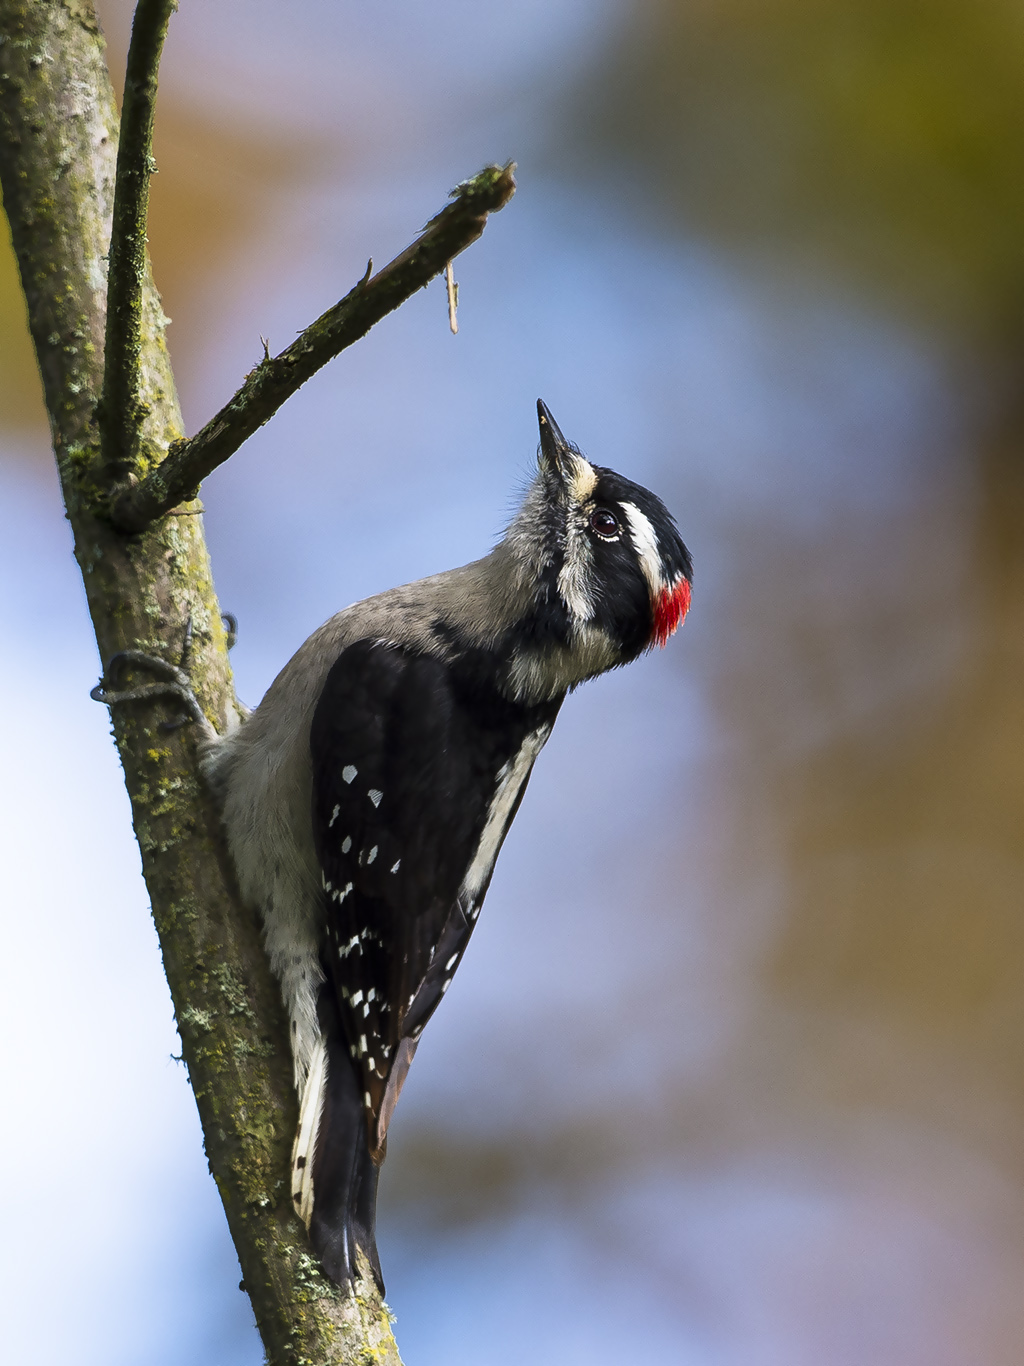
(100, 0), (177, 482)
(446, 260), (459, 334)
(110, 162), (516, 534)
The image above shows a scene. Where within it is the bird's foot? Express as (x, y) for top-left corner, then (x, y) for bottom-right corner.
(91, 618), (209, 733)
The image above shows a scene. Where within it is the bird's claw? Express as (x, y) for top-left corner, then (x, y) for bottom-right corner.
(91, 627), (207, 732)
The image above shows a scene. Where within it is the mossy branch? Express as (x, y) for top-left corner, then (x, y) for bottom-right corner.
(109, 161), (516, 534)
(0, 0), (513, 1360)
(99, 0), (176, 482)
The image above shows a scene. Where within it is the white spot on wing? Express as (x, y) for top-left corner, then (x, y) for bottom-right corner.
(368, 789), (383, 807)
(342, 765), (357, 784)
(328, 804), (340, 827)
(390, 859), (401, 874)
(367, 845), (378, 864)
(342, 835), (352, 854)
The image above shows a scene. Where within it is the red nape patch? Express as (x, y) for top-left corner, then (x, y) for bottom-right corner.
(651, 577), (692, 649)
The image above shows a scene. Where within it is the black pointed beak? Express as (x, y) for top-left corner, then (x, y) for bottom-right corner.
(537, 399), (572, 474)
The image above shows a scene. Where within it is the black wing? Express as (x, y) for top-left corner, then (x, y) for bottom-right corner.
(310, 639), (559, 1151)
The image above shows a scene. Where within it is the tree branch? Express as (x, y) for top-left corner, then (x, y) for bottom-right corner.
(99, 0), (176, 481)
(109, 161), (516, 534)
(0, 1), (450, 1359)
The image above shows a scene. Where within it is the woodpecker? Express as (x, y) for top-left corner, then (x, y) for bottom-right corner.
(94, 400), (692, 1291)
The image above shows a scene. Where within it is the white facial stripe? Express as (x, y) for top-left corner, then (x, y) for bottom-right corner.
(620, 501), (664, 593)
(557, 532), (595, 621)
(556, 456), (600, 621)
(564, 452), (597, 502)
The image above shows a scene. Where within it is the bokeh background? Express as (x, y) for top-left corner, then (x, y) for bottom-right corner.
(3, 1), (1024, 1361)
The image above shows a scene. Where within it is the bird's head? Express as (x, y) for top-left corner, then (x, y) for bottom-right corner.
(499, 400), (692, 701)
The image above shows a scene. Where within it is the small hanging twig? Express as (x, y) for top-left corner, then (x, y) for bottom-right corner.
(445, 259), (459, 334)
(110, 163), (514, 533)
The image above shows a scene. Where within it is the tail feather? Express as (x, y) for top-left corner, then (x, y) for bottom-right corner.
(291, 1035), (326, 1227)
(302, 987), (384, 1291)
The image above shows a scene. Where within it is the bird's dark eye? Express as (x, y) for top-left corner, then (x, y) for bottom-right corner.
(589, 508), (619, 538)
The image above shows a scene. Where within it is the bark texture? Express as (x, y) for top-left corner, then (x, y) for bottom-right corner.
(0, 2), (402, 1360)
